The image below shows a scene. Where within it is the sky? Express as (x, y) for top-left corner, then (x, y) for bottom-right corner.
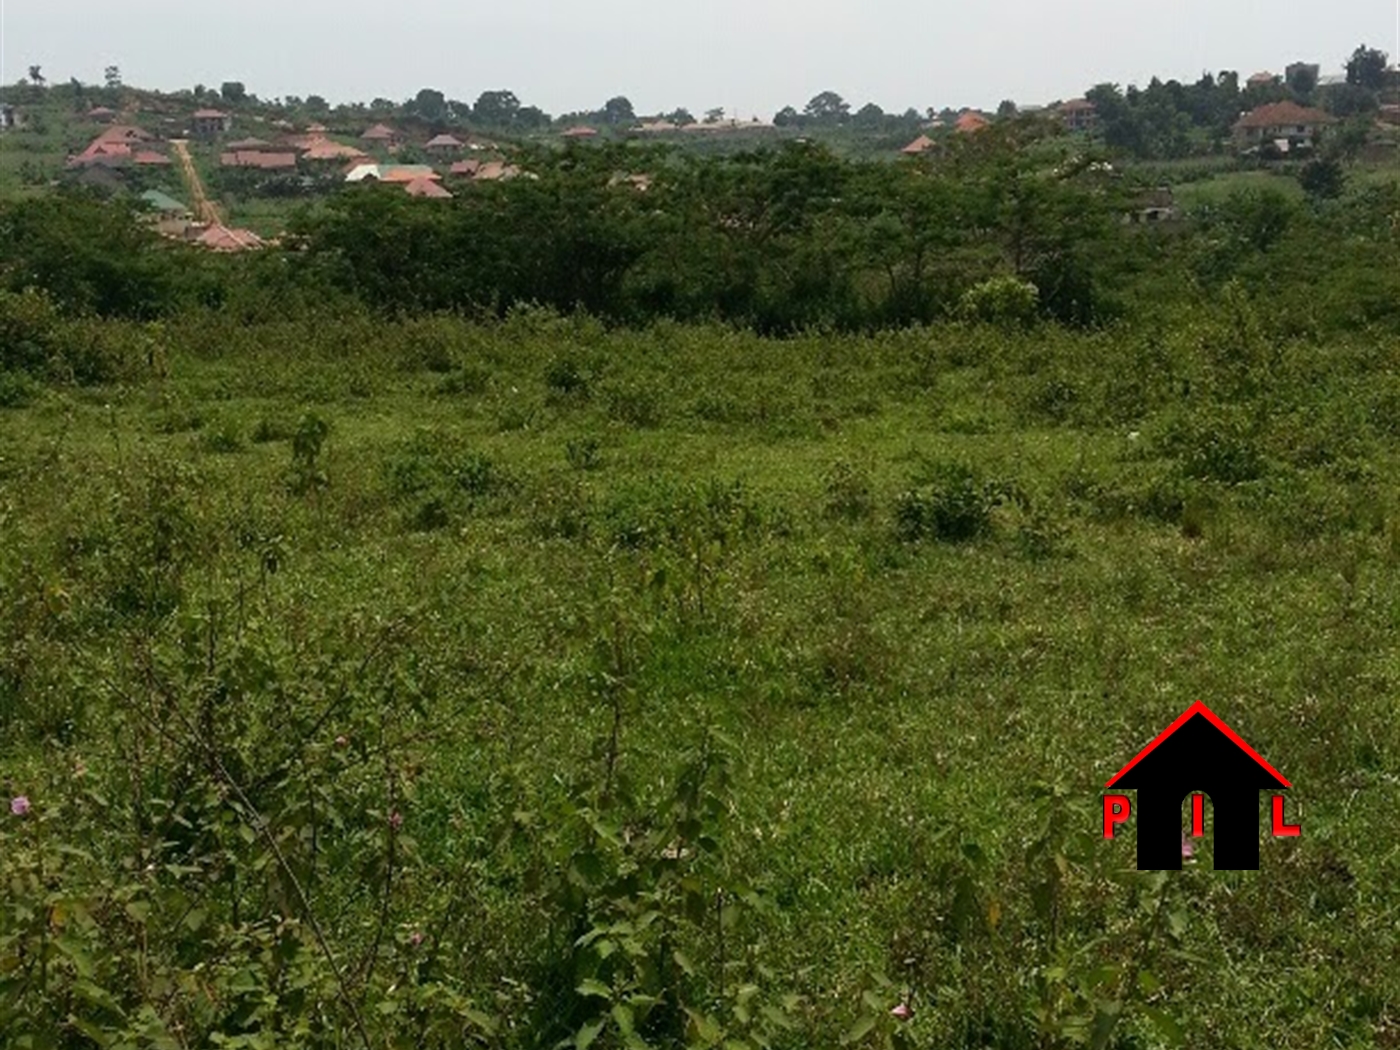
(1, 0), (1396, 118)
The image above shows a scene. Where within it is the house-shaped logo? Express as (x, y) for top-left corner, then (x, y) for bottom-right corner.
(1103, 702), (1299, 870)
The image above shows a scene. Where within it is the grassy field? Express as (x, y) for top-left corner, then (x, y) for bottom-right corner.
(2, 309), (1399, 1048)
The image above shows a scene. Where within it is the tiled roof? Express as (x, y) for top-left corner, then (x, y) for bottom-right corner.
(361, 124), (398, 140)
(1234, 101), (1335, 129)
(955, 112), (989, 133)
(425, 134), (464, 149)
(192, 224), (265, 252)
(221, 151), (298, 169)
(193, 108), (229, 119)
(133, 151), (172, 166)
(404, 176), (453, 198)
(901, 134), (935, 154)
(562, 126), (598, 137)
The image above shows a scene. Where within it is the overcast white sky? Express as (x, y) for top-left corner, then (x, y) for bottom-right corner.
(1, 0), (1395, 117)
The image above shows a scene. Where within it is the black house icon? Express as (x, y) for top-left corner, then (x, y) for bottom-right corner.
(1106, 702), (1290, 870)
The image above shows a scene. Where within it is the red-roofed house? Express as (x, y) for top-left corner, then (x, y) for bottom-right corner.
(1233, 101), (1335, 151)
(192, 109), (232, 139)
(900, 134), (936, 155)
(1246, 71), (1279, 89)
(562, 125), (598, 139)
(955, 112), (990, 134)
(133, 150), (172, 167)
(425, 133), (464, 155)
(303, 140), (370, 163)
(1058, 99), (1098, 133)
(190, 224), (265, 252)
(404, 176), (452, 198)
(449, 159), (481, 178)
(361, 123), (402, 148)
(221, 151), (298, 170)
(87, 106), (117, 123)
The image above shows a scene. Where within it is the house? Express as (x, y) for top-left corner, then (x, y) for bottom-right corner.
(189, 223), (265, 252)
(87, 106), (117, 123)
(139, 189), (190, 216)
(404, 176), (452, 198)
(132, 150), (172, 167)
(955, 111), (990, 134)
(0, 104), (15, 131)
(472, 160), (522, 181)
(900, 134), (936, 155)
(449, 159), (481, 178)
(1105, 702), (1291, 870)
(225, 136), (274, 151)
(345, 163), (439, 183)
(1233, 100), (1335, 151)
(220, 151), (298, 170)
(191, 109), (232, 139)
(1058, 98), (1098, 133)
(424, 133), (464, 155)
(562, 125), (599, 139)
(634, 120), (678, 133)
(1246, 71), (1279, 89)
(360, 123), (401, 148)
(302, 140), (370, 163)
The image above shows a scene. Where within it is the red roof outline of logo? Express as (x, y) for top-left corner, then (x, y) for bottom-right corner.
(1105, 701), (1291, 789)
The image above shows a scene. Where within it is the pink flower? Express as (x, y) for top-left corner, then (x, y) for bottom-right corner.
(389, 811), (404, 830)
(334, 735), (349, 748)
(1181, 833), (1195, 861)
(10, 796), (30, 817)
(891, 1002), (912, 1021)
(409, 931), (424, 947)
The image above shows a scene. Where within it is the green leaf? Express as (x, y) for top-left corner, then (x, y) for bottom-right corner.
(842, 1015), (877, 1045)
(575, 1019), (605, 1050)
(611, 1002), (635, 1035)
(1144, 1007), (1184, 1045)
(577, 978), (613, 1000)
(673, 948), (696, 975)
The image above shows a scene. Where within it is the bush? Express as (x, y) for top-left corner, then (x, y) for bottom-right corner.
(958, 276), (1040, 328)
(894, 461), (1007, 542)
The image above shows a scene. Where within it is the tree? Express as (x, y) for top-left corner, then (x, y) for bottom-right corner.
(1325, 82), (1379, 118)
(1345, 45), (1388, 91)
(105, 66), (122, 90)
(997, 99), (1019, 118)
(773, 106), (801, 127)
(854, 102), (885, 127)
(667, 107), (695, 126)
(474, 90), (520, 126)
(704, 107), (725, 124)
(411, 87), (448, 122)
(306, 95), (330, 114)
(804, 91), (850, 123)
(1298, 157), (1345, 200)
(220, 81), (247, 104)
(1286, 65), (1318, 97)
(603, 96), (635, 126)
(27, 66), (44, 87)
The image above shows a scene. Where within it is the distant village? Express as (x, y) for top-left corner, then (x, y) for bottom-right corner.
(2, 52), (1397, 251)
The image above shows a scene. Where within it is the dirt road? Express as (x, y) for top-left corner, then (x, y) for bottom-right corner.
(170, 139), (223, 225)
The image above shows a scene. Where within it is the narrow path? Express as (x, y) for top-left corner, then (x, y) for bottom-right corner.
(170, 139), (223, 225)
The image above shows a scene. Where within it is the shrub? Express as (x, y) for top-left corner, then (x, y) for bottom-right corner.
(822, 460), (874, 522)
(894, 461), (1007, 542)
(0, 370), (41, 408)
(958, 276), (1040, 328)
(602, 379), (663, 429)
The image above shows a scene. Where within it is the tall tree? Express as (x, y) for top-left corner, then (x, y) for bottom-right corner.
(104, 66), (122, 89)
(474, 90), (521, 126)
(804, 91), (850, 123)
(412, 87), (448, 122)
(603, 96), (635, 126)
(220, 81), (247, 104)
(27, 65), (45, 87)
(1345, 45), (1388, 91)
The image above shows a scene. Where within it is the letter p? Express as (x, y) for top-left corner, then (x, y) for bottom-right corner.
(1103, 794), (1132, 838)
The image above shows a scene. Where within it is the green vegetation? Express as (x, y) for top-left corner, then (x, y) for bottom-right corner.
(0, 94), (1399, 1049)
